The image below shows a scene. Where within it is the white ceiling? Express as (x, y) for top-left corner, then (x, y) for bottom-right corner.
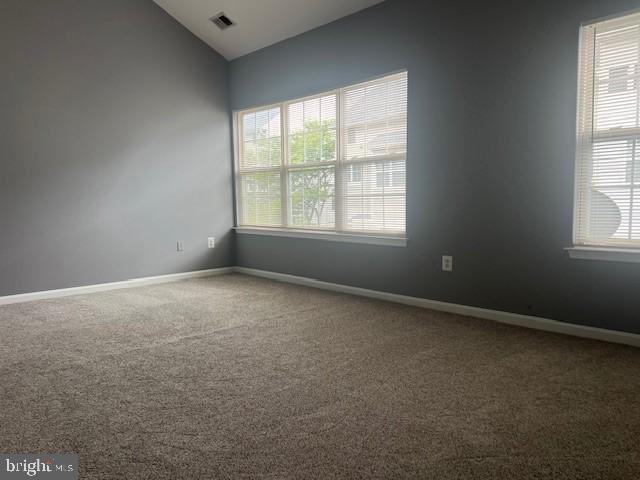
(153, 0), (386, 60)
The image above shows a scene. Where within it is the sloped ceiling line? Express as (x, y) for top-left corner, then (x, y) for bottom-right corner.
(153, 0), (386, 60)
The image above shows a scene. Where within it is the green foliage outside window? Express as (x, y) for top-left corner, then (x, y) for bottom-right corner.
(289, 120), (336, 227)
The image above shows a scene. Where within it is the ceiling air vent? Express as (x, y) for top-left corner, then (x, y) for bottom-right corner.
(210, 12), (235, 30)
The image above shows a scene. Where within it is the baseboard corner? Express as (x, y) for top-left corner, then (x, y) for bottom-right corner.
(0, 266), (234, 306)
(233, 266), (640, 348)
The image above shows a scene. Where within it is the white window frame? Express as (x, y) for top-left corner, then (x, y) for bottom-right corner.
(233, 71), (408, 247)
(568, 10), (640, 262)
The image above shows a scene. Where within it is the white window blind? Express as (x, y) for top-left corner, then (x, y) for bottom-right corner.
(238, 106), (283, 227)
(340, 73), (408, 233)
(575, 12), (640, 247)
(235, 71), (408, 237)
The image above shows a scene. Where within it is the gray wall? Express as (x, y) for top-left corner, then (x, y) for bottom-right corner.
(0, 0), (234, 296)
(230, 0), (640, 335)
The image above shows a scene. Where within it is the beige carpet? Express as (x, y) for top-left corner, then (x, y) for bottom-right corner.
(1, 273), (639, 479)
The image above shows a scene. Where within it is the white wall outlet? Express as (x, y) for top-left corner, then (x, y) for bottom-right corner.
(207, 237), (215, 249)
(442, 255), (453, 272)
(177, 241), (184, 252)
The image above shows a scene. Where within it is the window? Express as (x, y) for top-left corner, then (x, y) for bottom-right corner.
(376, 161), (405, 188)
(235, 72), (408, 238)
(574, 12), (640, 249)
(348, 164), (362, 183)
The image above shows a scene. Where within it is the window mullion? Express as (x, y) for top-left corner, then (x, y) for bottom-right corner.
(576, 24), (597, 245)
(585, 25), (596, 243)
(281, 103), (289, 228)
(335, 88), (345, 233)
(235, 112), (244, 226)
(238, 166), (284, 175)
(342, 153), (406, 165)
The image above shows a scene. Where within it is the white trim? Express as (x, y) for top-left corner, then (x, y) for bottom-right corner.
(234, 227), (407, 246)
(2, 265), (638, 348)
(235, 267), (640, 348)
(281, 97), (289, 228)
(232, 110), (242, 228)
(0, 267), (234, 306)
(566, 246), (640, 263)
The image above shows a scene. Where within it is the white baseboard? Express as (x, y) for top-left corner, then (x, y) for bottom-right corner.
(234, 267), (640, 348)
(2, 265), (637, 348)
(0, 267), (234, 306)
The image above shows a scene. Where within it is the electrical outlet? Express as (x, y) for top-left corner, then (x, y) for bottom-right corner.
(442, 255), (453, 272)
(177, 241), (184, 252)
(208, 237), (215, 249)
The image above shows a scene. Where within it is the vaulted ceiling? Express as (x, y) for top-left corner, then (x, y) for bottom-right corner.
(153, 0), (386, 60)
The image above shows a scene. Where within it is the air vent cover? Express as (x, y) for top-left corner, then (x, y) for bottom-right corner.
(210, 12), (235, 30)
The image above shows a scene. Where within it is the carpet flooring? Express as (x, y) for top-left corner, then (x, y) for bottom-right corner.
(1, 273), (640, 479)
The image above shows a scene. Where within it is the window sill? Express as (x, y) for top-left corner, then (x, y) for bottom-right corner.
(234, 227), (407, 247)
(565, 246), (640, 263)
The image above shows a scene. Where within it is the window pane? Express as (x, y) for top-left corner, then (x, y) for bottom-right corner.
(343, 159), (406, 233)
(243, 141), (257, 169)
(255, 110), (269, 139)
(288, 95), (337, 165)
(588, 137), (640, 243)
(343, 73), (407, 161)
(340, 72), (407, 234)
(589, 187), (631, 240)
(240, 172), (282, 226)
(594, 24), (640, 132)
(348, 164), (362, 183)
(243, 114), (256, 142)
(288, 167), (335, 229)
(591, 139), (634, 187)
(240, 107), (281, 168)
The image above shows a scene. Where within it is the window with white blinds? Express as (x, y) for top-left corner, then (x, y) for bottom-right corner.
(575, 12), (640, 248)
(235, 71), (408, 238)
